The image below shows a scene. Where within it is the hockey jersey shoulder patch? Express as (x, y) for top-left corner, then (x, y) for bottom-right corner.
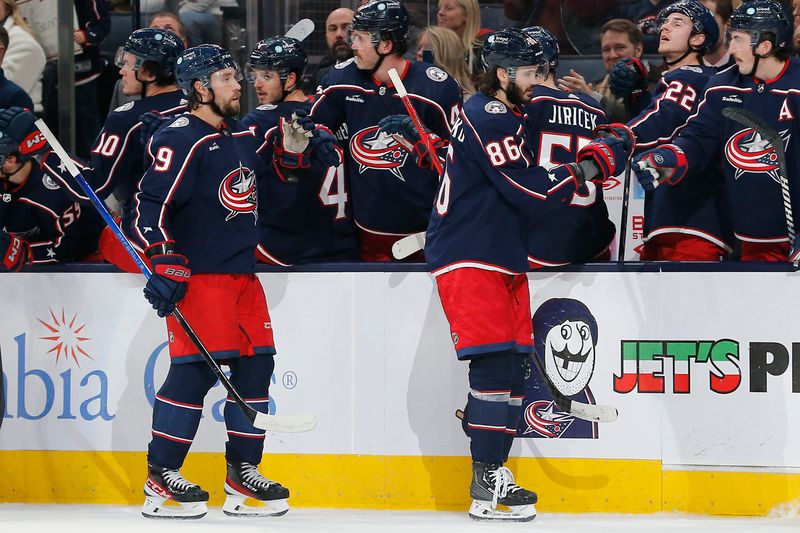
(679, 65), (703, 73)
(484, 101), (507, 114)
(42, 174), (60, 191)
(426, 66), (449, 82)
(169, 116), (190, 128)
(257, 104), (278, 111)
(114, 101), (135, 113)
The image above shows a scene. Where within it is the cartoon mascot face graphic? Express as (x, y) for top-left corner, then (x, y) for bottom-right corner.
(534, 298), (598, 397)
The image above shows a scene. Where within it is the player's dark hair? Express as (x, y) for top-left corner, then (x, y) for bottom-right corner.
(476, 67), (501, 97)
(0, 26), (8, 49)
(714, 0), (734, 24)
(186, 86), (203, 110)
(383, 33), (408, 57)
(140, 60), (178, 86)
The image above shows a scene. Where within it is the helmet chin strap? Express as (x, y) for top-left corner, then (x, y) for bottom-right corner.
(1, 159), (28, 182)
(198, 87), (228, 118)
(664, 47), (693, 66)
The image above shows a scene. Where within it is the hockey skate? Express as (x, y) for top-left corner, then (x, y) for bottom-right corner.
(223, 461), (290, 517)
(468, 461), (537, 522)
(142, 464), (209, 520)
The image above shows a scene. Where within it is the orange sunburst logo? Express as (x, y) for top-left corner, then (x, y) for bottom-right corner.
(38, 308), (93, 367)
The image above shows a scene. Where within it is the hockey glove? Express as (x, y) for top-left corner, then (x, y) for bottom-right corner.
(378, 114), (421, 144)
(632, 145), (688, 191)
(378, 114), (444, 171)
(609, 58), (648, 98)
(274, 111), (314, 169)
(143, 248), (191, 318)
(575, 136), (631, 183)
(139, 111), (175, 146)
(308, 127), (342, 168)
(0, 232), (31, 271)
(0, 106), (47, 158)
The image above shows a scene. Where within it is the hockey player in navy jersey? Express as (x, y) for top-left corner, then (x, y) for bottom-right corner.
(624, 0), (733, 260)
(0, 107), (102, 269)
(240, 36), (357, 265)
(633, 0), (799, 261)
(425, 28), (631, 522)
(130, 45), (290, 520)
(521, 27), (616, 268)
(309, 0), (462, 261)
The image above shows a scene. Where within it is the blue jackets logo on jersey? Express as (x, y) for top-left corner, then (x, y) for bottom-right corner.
(519, 298), (601, 439)
(724, 128), (789, 181)
(218, 163), (258, 221)
(349, 126), (409, 181)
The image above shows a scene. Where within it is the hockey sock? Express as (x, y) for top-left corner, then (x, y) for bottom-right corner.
(148, 361), (218, 469)
(503, 354), (530, 462)
(466, 352), (515, 465)
(224, 354), (274, 465)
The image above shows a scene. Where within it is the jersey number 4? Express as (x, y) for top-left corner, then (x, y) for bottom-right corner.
(319, 162), (348, 219)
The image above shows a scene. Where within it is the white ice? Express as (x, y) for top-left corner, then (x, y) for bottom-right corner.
(1, 505), (799, 533)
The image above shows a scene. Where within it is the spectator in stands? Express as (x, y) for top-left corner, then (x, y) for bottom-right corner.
(0, 27), (32, 109)
(620, 0), (679, 53)
(179, 0), (235, 47)
(793, 0), (800, 51)
(308, 7), (354, 91)
(416, 26), (475, 99)
(0, 0), (45, 113)
(701, 0), (735, 67)
(436, 0), (490, 75)
(107, 11), (189, 111)
(557, 19), (646, 123)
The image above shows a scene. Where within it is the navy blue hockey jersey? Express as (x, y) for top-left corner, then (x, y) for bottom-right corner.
(524, 86), (615, 266)
(629, 65), (732, 250)
(426, 92), (583, 274)
(241, 100), (358, 265)
(1, 158), (102, 263)
(311, 59), (462, 236)
(669, 59), (800, 243)
(48, 91), (187, 210)
(125, 114), (262, 274)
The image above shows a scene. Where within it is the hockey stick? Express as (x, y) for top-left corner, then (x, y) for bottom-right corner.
(386, 67), (442, 260)
(387, 67), (444, 176)
(35, 119), (316, 433)
(530, 348), (618, 423)
(721, 107), (796, 263)
(284, 18), (315, 42)
(617, 162), (632, 261)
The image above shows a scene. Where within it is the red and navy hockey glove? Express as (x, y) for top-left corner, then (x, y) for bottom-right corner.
(609, 57), (648, 98)
(0, 232), (31, 271)
(308, 127), (342, 168)
(594, 122), (636, 150)
(378, 114), (421, 144)
(139, 111), (176, 146)
(632, 145), (688, 191)
(378, 114), (445, 171)
(576, 136), (631, 183)
(0, 106), (47, 158)
(143, 245), (191, 318)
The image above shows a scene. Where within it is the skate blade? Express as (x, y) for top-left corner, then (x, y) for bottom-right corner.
(468, 500), (536, 522)
(142, 496), (208, 520)
(223, 494), (289, 517)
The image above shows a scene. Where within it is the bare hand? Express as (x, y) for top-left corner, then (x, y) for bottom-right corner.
(557, 69), (593, 95)
(73, 30), (87, 46)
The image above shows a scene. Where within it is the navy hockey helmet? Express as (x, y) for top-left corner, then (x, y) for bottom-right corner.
(175, 44), (242, 94)
(114, 28), (185, 73)
(482, 28), (548, 77)
(246, 36), (308, 82)
(728, 0), (793, 54)
(656, 0), (720, 52)
(522, 26), (560, 70)
(349, 0), (410, 48)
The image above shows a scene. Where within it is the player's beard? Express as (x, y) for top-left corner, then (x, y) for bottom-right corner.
(209, 90), (241, 118)
(504, 81), (528, 107)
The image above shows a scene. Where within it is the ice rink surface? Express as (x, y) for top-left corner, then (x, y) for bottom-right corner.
(1, 505), (799, 533)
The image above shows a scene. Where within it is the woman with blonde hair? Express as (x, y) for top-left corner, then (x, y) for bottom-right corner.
(417, 26), (475, 100)
(0, 0), (45, 112)
(436, 0), (489, 75)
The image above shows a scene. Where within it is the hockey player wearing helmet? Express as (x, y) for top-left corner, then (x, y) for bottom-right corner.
(633, 0), (799, 261)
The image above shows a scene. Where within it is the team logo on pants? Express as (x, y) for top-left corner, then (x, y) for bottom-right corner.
(349, 126), (409, 181)
(519, 298), (600, 439)
(218, 163), (258, 222)
(724, 128), (789, 181)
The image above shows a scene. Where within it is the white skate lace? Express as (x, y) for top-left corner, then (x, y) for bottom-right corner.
(240, 462), (275, 490)
(488, 466), (518, 509)
(162, 469), (195, 493)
